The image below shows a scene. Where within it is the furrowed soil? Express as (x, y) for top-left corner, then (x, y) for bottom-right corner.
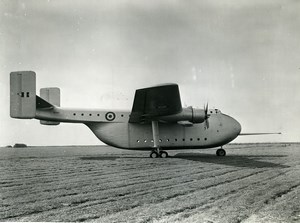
(1, 143), (300, 222)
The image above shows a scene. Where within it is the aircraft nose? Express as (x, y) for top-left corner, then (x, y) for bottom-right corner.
(233, 118), (242, 136)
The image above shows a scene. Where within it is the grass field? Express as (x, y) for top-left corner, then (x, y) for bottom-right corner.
(1, 143), (300, 222)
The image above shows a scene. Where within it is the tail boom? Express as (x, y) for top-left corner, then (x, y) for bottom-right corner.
(10, 71), (130, 124)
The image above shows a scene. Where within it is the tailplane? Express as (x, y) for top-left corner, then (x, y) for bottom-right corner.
(10, 71), (61, 125)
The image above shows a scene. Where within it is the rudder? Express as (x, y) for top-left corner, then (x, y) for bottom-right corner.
(10, 71), (36, 119)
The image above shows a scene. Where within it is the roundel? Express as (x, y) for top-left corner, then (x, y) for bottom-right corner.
(105, 112), (116, 121)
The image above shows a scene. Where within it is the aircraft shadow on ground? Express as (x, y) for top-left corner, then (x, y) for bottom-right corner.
(80, 153), (289, 168)
(172, 153), (289, 168)
(80, 156), (120, 161)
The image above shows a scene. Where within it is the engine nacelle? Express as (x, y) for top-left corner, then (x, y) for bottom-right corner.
(158, 107), (206, 124)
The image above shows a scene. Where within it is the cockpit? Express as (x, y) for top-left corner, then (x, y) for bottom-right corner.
(208, 109), (221, 114)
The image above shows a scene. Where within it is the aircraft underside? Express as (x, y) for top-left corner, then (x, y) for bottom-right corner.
(86, 115), (241, 157)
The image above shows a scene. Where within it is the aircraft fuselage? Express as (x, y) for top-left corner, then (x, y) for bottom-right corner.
(36, 107), (241, 150)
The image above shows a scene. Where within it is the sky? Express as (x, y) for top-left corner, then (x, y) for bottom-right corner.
(1, 0), (300, 146)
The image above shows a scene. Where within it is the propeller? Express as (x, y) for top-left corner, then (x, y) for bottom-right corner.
(204, 103), (210, 129)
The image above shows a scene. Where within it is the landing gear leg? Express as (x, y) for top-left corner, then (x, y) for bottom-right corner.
(149, 121), (168, 158)
(150, 120), (160, 158)
(216, 147), (226, 156)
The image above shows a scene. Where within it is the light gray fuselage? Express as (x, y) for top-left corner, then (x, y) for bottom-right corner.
(36, 108), (241, 151)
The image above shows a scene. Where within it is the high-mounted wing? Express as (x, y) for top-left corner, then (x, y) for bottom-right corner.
(129, 84), (182, 123)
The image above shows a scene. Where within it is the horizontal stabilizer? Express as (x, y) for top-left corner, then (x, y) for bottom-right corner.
(36, 97), (60, 125)
(36, 96), (54, 109)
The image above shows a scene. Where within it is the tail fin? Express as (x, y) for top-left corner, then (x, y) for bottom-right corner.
(10, 71), (36, 119)
(39, 88), (60, 125)
(40, 88), (60, 107)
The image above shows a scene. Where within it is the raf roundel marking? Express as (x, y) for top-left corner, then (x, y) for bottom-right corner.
(105, 112), (116, 121)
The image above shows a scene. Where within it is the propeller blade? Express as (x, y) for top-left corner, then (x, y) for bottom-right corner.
(205, 118), (209, 129)
(204, 103), (208, 116)
(204, 102), (210, 129)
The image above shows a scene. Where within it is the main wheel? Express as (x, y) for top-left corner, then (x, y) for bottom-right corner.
(150, 151), (159, 158)
(160, 151), (168, 158)
(216, 148), (226, 156)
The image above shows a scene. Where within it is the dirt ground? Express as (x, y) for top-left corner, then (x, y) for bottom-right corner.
(1, 143), (300, 222)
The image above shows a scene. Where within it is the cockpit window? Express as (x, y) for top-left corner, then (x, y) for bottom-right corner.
(208, 109), (221, 114)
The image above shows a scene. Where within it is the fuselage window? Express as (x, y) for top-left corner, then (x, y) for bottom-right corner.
(97, 114), (100, 116)
(175, 139), (177, 141)
(89, 114), (92, 116)
(182, 138), (185, 141)
(159, 139), (162, 142)
(166, 139), (170, 142)
(190, 138), (193, 141)
(81, 113), (84, 116)
(197, 138), (200, 141)
(204, 138), (207, 141)
(121, 114), (124, 117)
(73, 113), (76, 116)
(144, 139), (147, 142)
(137, 140), (140, 143)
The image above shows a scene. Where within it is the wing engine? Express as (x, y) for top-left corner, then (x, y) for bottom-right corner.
(158, 106), (206, 124)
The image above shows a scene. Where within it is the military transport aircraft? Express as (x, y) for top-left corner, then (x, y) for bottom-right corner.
(10, 71), (280, 158)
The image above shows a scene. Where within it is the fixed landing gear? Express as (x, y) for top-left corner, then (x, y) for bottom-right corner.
(150, 151), (159, 158)
(216, 148), (226, 156)
(160, 151), (168, 158)
(150, 150), (168, 158)
(150, 121), (169, 158)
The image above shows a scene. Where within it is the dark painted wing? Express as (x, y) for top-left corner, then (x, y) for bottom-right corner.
(129, 84), (182, 123)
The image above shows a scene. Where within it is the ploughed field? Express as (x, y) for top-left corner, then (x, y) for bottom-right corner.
(1, 143), (300, 222)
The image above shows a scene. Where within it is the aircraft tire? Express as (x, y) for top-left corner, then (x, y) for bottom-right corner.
(150, 151), (159, 158)
(216, 148), (226, 156)
(160, 151), (168, 158)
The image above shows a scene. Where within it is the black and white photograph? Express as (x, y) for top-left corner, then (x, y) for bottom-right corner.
(1, 0), (300, 222)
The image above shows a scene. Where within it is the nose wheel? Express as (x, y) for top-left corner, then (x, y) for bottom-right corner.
(216, 148), (226, 156)
(150, 150), (168, 158)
